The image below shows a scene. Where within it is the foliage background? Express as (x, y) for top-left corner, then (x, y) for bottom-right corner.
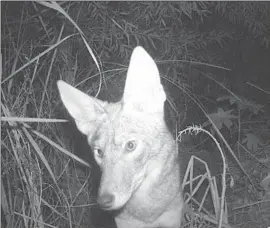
(1, 1), (270, 228)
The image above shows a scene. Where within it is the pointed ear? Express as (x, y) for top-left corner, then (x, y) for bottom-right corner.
(123, 46), (166, 114)
(57, 80), (106, 135)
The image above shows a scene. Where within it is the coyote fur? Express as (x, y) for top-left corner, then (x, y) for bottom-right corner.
(57, 46), (183, 228)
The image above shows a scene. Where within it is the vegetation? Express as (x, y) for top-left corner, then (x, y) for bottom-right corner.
(1, 2), (270, 228)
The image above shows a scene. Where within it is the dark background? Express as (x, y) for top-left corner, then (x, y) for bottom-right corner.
(1, 2), (270, 228)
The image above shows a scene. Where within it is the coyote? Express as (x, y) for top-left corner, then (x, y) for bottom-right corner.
(57, 46), (183, 228)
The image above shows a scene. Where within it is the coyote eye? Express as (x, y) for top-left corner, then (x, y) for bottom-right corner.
(125, 140), (136, 152)
(93, 148), (103, 158)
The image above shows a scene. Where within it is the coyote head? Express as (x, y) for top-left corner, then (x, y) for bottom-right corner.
(57, 47), (169, 210)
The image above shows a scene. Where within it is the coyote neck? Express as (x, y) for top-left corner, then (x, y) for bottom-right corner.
(118, 132), (182, 225)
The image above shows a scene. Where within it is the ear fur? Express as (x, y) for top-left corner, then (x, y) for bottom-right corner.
(57, 80), (106, 135)
(57, 47), (166, 134)
(123, 46), (166, 114)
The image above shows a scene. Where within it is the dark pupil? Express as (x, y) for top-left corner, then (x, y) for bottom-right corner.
(127, 141), (134, 150)
(97, 149), (102, 156)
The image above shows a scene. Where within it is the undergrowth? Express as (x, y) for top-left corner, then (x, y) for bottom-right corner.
(1, 2), (270, 228)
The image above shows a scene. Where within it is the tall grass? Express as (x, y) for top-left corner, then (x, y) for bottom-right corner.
(1, 2), (270, 228)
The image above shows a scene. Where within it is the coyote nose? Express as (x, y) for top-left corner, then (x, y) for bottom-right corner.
(98, 193), (115, 209)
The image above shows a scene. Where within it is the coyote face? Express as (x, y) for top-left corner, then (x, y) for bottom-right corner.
(88, 106), (167, 210)
(58, 46), (183, 228)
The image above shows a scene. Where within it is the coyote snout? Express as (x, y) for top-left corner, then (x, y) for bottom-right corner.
(58, 46), (183, 228)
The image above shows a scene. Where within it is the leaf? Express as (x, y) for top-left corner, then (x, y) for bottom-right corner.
(242, 133), (262, 151)
(260, 173), (270, 191)
(217, 95), (263, 115)
(203, 108), (234, 130)
(217, 95), (240, 104)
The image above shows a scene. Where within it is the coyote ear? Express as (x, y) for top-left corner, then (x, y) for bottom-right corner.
(123, 46), (166, 114)
(57, 80), (106, 135)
